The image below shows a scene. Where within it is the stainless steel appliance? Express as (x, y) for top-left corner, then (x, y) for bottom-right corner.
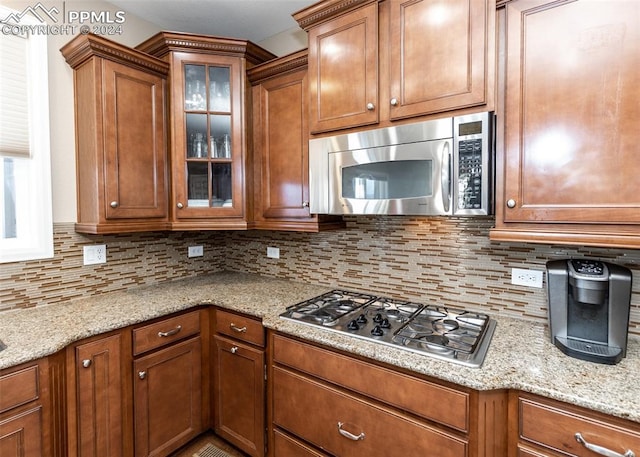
(546, 259), (632, 365)
(308, 112), (494, 216)
(280, 290), (496, 368)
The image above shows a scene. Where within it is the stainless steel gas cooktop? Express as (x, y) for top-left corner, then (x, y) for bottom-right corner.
(280, 290), (496, 368)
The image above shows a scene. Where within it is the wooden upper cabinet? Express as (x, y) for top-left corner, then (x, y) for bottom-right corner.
(61, 34), (170, 234)
(136, 32), (275, 231)
(296, 0), (495, 134)
(248, 50), (345, 231)
(389, 0), (490, 120)
(303, 0), (379, 133)
(491, 0), (640, 248)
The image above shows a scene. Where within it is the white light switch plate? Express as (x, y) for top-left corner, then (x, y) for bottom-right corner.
(267, 246), (280, 259)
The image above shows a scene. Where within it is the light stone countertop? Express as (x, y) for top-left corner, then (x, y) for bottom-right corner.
(1, 271), (638, 424)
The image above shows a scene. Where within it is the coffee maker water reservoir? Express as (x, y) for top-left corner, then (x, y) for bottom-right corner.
(546, 259), (632, 364)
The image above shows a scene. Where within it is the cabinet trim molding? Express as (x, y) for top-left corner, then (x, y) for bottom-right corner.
(293, 0), (379, 30)
(60, 33), (169, 76)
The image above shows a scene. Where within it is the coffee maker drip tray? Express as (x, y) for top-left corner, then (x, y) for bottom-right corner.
(554, 337), (623, 365)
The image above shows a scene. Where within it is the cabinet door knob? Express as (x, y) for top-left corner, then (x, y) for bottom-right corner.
(177, 202), (184, 209)
(366, 102), (375, 111)
(390, 98), (399, 106)
(302, 201), (309, 208)
(230, 346), (238, 354)
(575, 433), (635, 457)
(110, 201), (118, 208)
(138, 371), (146, 380)
(506, 199), (517, 208)
(82, 359), (91, 368)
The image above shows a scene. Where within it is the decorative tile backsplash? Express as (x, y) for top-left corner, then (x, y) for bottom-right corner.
(2, 219), (639, 336)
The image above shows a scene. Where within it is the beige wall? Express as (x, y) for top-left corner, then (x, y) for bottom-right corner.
(4, 0), (161, 223)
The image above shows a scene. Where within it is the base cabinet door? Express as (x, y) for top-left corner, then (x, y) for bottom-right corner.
(212, 311), (266, 457)
(0, 408), (42, 457)
(134, 337), (202, 457)
(71, 333), (125, 457)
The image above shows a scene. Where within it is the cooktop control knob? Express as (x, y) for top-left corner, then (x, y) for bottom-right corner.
(380, 318), (391, 329)
(347, 320), (360, 331)
(371, 325), (384, 336)
(356, 314), (368, 324)
(373, 313), (383, 323)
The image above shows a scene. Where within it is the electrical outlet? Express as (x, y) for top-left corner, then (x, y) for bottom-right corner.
(511, 268), (544, 288)
(83, 245), (107, 265)
(267, 246), (280, 259)
(188, 246), (204, 258)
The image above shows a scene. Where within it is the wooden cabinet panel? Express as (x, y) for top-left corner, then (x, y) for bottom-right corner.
(0, 366), (38, 414)
(389, 0), (490, 119)
(272, 333), (469, 432)
(297, 0), (494, 134)
(273, 367), (468, 457)
(492, 0), (640, 247)
(132, 310), (201, 356)
(102, 60), (168, 221)
(248, 51), (345, 232)
(306, 1), (379, 133)
(272, 430), (328, 457)
(73, 333), (124, 457)
(133, 337), (202, 457)
(215, 309), (265, 347)
(0, 408), (43, 457)
(518, 395), (640, 457)
(213, 335), (265, 457)
(60, 34), (170, 234)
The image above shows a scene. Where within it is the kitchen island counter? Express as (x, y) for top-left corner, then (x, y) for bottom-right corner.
(1, 271), (638, 424)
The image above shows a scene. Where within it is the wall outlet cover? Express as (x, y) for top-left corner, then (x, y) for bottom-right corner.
(511, 268), (544, 288)
(267, 246), (280, 259)
(188, 246), (204, 258)
(83, 245), (107, 265)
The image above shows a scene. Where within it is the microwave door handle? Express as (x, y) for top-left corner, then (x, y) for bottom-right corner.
(441, 142), (452, 213)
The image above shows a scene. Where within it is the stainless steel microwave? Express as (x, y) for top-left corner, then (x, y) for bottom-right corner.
(308, 112), (494, 216)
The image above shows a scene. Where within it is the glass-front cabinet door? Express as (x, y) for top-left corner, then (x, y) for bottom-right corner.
(172, 54), (244, 223)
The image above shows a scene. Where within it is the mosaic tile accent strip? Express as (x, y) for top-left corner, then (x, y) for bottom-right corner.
(2, 218), (639, 336)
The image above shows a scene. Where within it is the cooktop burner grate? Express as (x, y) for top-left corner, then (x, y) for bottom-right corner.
(280, 290), (496, 368)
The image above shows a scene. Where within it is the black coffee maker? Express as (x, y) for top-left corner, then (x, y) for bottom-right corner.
(546, 259), (632, 364)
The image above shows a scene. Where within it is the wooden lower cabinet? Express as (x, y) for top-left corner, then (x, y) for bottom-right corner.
(68, 332), (128, 457)
(213, 309), (265, 457)
(0, 359), (53, 457)
(269, 332), (508, 457)
(0, 407), (43, 457)
(510, 392), (640, 457)
(133, 336), (203, 457)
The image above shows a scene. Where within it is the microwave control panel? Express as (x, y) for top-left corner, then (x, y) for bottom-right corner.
(454, 112), (492, 215)
(457, 138), (483, 210)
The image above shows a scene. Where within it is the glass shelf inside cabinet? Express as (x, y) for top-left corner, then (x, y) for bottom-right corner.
(183, 63), (233, 209)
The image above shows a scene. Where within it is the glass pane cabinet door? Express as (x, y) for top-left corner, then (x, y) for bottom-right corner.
(182, 62), (234, 210)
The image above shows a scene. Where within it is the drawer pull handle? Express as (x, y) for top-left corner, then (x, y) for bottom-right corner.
(158, 325), (182, 338)
(575, 433), (635, 457)
(230, 323), (247, 333)
(337, 422), (365, 441)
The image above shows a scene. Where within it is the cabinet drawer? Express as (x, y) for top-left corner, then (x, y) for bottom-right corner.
(272, 334), (469, 432)
(133, 310), (200, 355)
(215, 309), (264, 347)
(273, 430), (327, 457)
(273, 367), (467, 457)
(519, 395), (640, 457)
(0, 365), (39, 413)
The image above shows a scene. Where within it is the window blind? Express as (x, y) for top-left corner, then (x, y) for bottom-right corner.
(0, 32), (31, 158)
